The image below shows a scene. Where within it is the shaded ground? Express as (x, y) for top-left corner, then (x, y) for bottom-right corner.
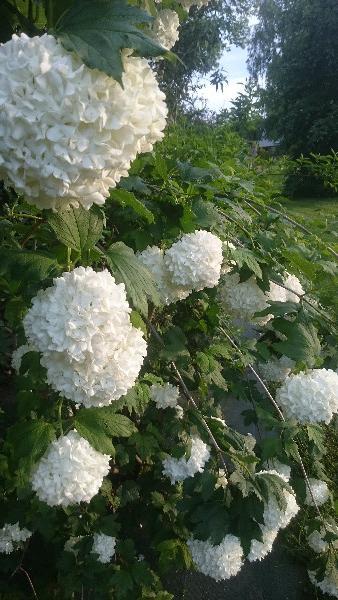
(167, 542), (317, 600)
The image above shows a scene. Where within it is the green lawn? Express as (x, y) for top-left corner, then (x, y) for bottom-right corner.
(279, 197), (338, 249)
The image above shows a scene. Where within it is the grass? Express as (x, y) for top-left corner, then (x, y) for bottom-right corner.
(278, 196), (338, 250)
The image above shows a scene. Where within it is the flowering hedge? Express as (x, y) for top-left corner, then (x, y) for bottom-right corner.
(0, 1), (337, 599)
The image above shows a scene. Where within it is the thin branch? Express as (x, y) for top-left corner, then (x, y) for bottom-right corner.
(218, 324), (326, 522)
(147, 320), (229, 475)
(218, 326), (285, 421)
(19, 567), (39, 600)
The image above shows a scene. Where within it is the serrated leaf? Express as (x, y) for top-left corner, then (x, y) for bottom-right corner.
(104, 242), (160, 316)
(111, 189), (154, 223)
(273, 320), (321, 366)
(47, 205), (104, 254)
(232, 248), (263, 279)
(7, 420), (55, 465)
(75, 408), (136, 455)
(55, 0), (164, 82)
(0, 249), (58, 286)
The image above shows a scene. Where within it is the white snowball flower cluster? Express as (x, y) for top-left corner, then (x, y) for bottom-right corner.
(308, 570), (338, 599)
(150, 10), (180, 50)
(0, 523), (32, 554)
(257, 471), (299, 531)
(0, 33), (167, 210)
(11, 344), (34, 373)
(305, 479), (330, 507)
(219, 273), (269, 322)
(164, 230), (223, 292)
(262, 460), (291, 482)
(162, 436), (210, 484)
(308, 525), (338, 554)
(247, 470), (299, 562)
(31, 430), (110, 507)
(247, 525), (279, 562)
(150, 383), (180, 409)
(276, 369), (338, 424)
(258, 356), (295, 383)
(23, 267), (147, 407)
(268, 273), (304, 303)
(91, 533), (116, 564)
(138, 246), (190, 305)
(187, 535), (243, 581)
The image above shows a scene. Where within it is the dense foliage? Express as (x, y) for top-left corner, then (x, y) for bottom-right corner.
(0, 2), (337, 599)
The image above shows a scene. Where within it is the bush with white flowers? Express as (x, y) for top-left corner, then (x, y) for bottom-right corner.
(31, 430), (111, 506)
(276, 368), (338, 424)
(1, 3), (337, 598)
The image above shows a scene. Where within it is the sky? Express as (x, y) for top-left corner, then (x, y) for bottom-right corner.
(196, 15), (260, 113)
(197, 44), (249, 113)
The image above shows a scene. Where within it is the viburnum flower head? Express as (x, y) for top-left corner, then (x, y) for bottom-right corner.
(276, 369), (338, 424)
(164, 230), (223, 292)
(0, 523), (32, 554)
(268, 273), (304, 303)
(23, 267), (147, 407)
(257, 470), (299, 530)
(187, 535), (243, 581)
(308, 524), (338, 554)
(258, 355), (295, 383)
(308, 570), (338, 599)
(92, 533), (116, 564)
(31, 430), (110, 506)
(305, 478), (330, 507)
(11, 344), (35, 373)
(0, 33), (167, 210)
(150, 10), (180, 50)
(248, 525), (279, 562)
(162, 436), (210, 484)
(137, 246), (191, 304)
(218, 273), (269, 322)
(150, 383), (180, 409)
(262, 460), (291, 482)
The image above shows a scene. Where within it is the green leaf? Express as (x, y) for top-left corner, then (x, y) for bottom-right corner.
(114, 383), (151, 416)
(111, 189), (154, 224)
(232, 248), (263, 279)
(0, 249), (58, 287)
(7, 420), (55, 465)
(55, 0), (164, 82)
(273, 320), (321, 366)
(160, 327), (190, 361)
(75, 407), (136, 455)
(190, 502), (230, 544)
(157, 539), (192, 573)
(104, 242), (160, 316)
(47, 205), (104, 254)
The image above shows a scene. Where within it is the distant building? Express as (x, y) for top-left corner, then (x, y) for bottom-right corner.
(257, 137), (281, 154)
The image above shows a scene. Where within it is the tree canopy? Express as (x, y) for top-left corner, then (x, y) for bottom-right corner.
(249, 0), (338, 156)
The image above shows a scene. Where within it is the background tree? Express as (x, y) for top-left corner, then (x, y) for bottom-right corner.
(220, 80), (264, 141)
(156, 0), (251, 115)
(248, 0), (338, 157)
